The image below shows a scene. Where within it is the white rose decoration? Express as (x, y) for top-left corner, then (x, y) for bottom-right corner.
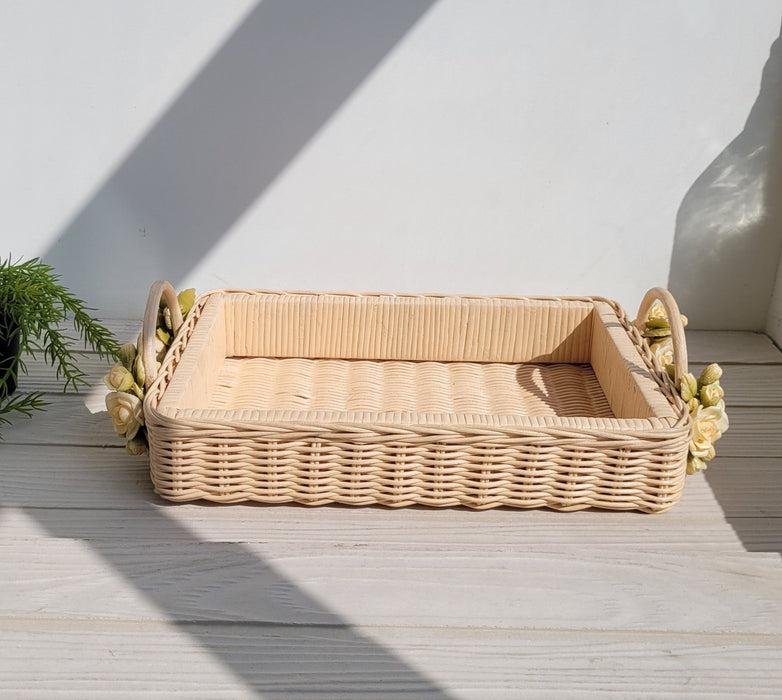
(700, 382), (725, 407)
(689, 404), (729, 459)
(104, 364), (135, 392)
(647, 300), (668, 322)
(106, 391), (144, 439)
(650, 336), (674, 367)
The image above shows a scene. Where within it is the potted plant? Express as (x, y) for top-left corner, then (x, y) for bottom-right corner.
(0, 255), (119, 437)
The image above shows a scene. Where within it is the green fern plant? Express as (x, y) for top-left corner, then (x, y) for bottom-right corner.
(0, 255), (120, 437)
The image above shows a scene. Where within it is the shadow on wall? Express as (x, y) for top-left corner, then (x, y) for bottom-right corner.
(668, 23), (782, 330)
(32, 2), (454, 695)
(42, 0), (436, 317)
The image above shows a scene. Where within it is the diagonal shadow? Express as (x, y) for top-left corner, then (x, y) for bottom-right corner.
(668, 21), (782, 330)
(42, 0), (437, 316)
(23, 0), (453, 693)
(28, 498), (453, 698)
(669, 21), (782, 554)
(702, 460), (782, 556)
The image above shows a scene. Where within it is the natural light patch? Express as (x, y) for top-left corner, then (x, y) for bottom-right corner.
(1, 618), (257, 697)
(0, 507), (52, 539)
(10, 2), (260, 259)
(84, 383), (111, 415)
(0, 530), (162, 620)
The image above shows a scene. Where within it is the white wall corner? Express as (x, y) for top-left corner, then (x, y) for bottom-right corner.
(766, 250), (782, 348)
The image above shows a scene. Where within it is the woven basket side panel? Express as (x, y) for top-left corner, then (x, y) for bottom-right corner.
(157, 294), (226, 415)
(225, 294), (595, 363)
(147, 422), (688, 513)
(589, 302), (670, 420)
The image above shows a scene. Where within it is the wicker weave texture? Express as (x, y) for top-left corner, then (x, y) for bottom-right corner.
(225, 292), (595, 363)
(209, 358), (614, 417)
(144, 289), (691, 513)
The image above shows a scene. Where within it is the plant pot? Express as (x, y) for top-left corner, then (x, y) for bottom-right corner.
(0, 313), (20, 398)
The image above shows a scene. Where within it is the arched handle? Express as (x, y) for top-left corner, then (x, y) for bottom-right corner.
(142, 280), (183, 390)
(634, 287), (688, 384)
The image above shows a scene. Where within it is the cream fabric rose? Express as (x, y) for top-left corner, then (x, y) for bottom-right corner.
(650, 336), (674, 367)
(104, 364), (134, 392)
(700, 382), (725, 407)
(106, 391), (144, 439)
(646, 300), (687, 328)
(647, 300), (668, 322)
(689, 404), (729, 459)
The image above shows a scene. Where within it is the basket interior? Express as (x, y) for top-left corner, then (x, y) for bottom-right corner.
(156, 292), (676, 425)
(210, 357), (614, 417)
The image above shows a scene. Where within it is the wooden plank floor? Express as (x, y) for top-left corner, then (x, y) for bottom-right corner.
(1, 326), (781, 699)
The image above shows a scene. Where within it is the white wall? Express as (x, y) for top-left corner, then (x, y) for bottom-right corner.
(768, 255), (782, 347)
(2, 0), (781, 326)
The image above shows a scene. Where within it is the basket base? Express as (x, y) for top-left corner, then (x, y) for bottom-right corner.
(208, 357), (615, 418)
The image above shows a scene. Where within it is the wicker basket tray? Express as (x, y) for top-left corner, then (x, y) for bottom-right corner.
(141, 283), (692, 512)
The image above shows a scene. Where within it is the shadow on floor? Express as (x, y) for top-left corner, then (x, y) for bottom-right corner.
(29, 0), (456, 691)
(705, 460), (782, 556)
(28, 496), (454, 698)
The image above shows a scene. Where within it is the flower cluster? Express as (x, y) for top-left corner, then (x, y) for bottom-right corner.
(642, 300), (688, 368)
(642, 301), (729, 475)
(105, 288), (195, 455)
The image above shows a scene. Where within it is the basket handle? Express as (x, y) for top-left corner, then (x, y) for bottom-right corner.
(142, 280), (183, 390)
(634, 287), (688, 384)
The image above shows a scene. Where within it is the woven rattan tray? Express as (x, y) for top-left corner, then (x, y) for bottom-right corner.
(141, 283), (691, 512)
